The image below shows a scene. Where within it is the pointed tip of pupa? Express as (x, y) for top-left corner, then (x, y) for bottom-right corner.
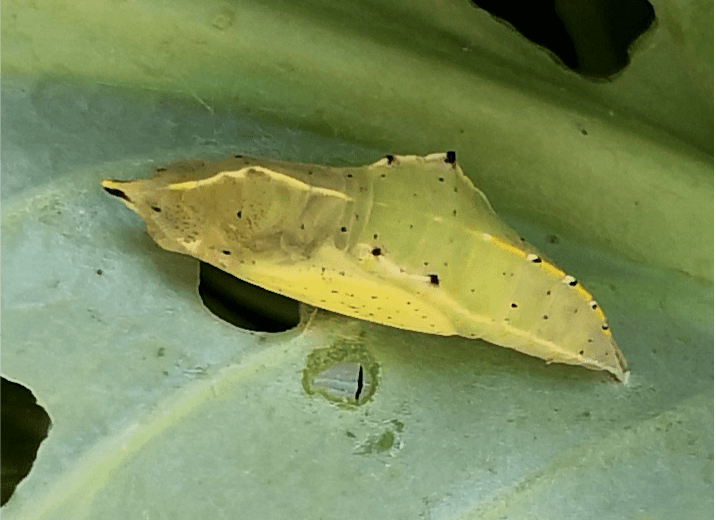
(101, 180), (132, 203)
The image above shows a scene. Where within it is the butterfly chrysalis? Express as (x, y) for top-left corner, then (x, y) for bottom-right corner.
(102, 152), (628, 381)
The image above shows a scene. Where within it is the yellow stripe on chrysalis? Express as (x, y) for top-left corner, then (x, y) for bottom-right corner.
(538, 261), (564, 279)
(481, 233), (526, 258)
(169, 169), (353, 201)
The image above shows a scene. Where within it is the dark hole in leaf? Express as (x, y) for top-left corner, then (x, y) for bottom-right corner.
(199, 262), (300, 332)
(468, 0), (655, 78)
(355, 365), (364, 400)
(1, 378), (52, 506)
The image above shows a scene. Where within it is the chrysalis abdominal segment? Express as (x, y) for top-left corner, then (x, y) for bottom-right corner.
(102, 152), (628, 381)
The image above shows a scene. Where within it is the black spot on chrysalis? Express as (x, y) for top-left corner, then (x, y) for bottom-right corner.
(511, 303), (518, 308)
(373, 234), (378, 239)
(340, 226), (347, 232)
(222, 250), (231, 255)
(438, 177), (445, 182)
(445, 151), (456, 164)
(236, 211), (242, 218)
(151, 206), (162, 213)
(543, 315), (549, 320)
(371, 248), (381, 256)
(346, 173), (353, 178)
(234, 154), (243, 158)
(103, 186), (132, 202)
(386, 154), (395, 164)
(569, 279), (578, 287)
(601, 324), (609, 330)
(155, 167), (167, 172)
(429, 274), (440, 285)
(531, 256), (542, 263)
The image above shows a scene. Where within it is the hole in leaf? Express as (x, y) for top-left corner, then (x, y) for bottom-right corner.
(198, 262), (300, 332)
(469, 0), (655, 78)
(1, 377), (52, 506)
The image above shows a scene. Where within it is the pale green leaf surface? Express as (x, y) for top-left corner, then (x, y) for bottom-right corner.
(1, 78), (712, 519)
(2, 0), (713, 517)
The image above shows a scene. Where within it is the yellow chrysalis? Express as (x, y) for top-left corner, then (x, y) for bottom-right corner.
(102, 152), (628, 381)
